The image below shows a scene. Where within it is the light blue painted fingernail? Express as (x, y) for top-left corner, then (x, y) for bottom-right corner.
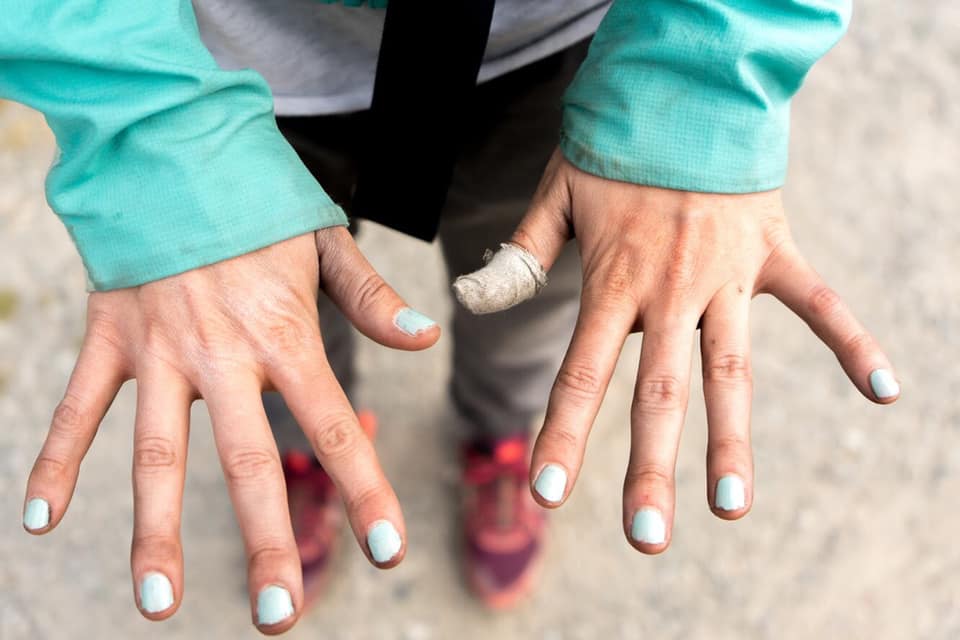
(869, 369), (899, 399)
(394, 308), (437, 336)
(23, 497), (50, 531)
(256, 585), (294, 626)
(139, 572), (174, 613)
(630, 507), (666, 544)
(715, 475), (746, 511)
(367, 520), (402, 564)
(533, 464), (567, 503)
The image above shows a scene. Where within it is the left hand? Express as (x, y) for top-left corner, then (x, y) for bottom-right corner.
(503, 149), (899, 552)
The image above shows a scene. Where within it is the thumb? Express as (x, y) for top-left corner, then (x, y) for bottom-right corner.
(453, 150), (573, 314)
(316, 226), (441, 350)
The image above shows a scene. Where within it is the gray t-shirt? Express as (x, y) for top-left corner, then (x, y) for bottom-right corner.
(194, 0), (610, 116)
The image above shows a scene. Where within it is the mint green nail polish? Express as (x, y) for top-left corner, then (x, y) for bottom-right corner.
(23, 498), (50, 531)
(257, 585), (294, 625)
(869, 369), (899, 399)
(394, 308), (437, 336)
(715, 475), (746, 511)
(139, 572), (174, 613)
(534, 464), (567, 503)
(631, 507), (666, 544)
(367, 520), (402, 564)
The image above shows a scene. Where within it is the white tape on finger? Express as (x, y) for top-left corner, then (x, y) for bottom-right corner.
(452, 243), (548, 315)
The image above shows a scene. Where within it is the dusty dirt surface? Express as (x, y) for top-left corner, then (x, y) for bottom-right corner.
(1, 3), (958, 639)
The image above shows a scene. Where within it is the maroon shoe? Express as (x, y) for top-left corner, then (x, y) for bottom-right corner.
(461, 435), (546, 609)
(283, 411), (378, 609)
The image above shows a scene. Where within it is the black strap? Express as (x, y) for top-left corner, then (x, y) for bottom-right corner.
(351, 0), (497, 241)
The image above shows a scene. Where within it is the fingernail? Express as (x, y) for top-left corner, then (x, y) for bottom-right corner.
(715, 475), (746, 511)
(256, 585), (294, 626)
(23, 497), (50, 531)
(630, 507), (666, 544)
(394, 308), (437, 336)
(533, 464), (567, 503)
(869, 368), (899, 399)
(139, 572), (174, 613)
(367, 520), (402, 564)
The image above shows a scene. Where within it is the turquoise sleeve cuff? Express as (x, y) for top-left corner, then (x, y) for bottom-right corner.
(0, 0), (347, 290)
(561, 0), (851, 193)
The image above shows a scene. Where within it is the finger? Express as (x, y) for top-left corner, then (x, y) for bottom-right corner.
(700, 287), (754, 520)
(24, 332), (127, 534)
(130, 361), (192, 620)
(623, 315), (697, 554)
(453, 149), (571, 314)
(316, 226), (440, 349)
(762, 243), (900, 404)
(204, 375), (302, 634)
(529, 290), (635, 508)
(269, 345), (406, 570)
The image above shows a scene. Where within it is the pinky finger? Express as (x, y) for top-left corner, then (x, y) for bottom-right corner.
(23, 334), (127, 533)
(762, 243), (900, 404)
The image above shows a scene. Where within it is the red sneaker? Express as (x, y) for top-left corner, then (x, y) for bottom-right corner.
(283, 411), (377, 609)
(461, 435), (546, 610)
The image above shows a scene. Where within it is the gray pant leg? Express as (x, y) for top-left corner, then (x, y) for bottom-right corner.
(439, 40), (590, 441)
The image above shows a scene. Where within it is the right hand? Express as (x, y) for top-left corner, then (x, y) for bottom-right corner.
(21, 227), (440, 634)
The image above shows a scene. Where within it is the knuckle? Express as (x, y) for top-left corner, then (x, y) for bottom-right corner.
(32, 454), (70, 483)
(595, 247), (639, 301)
(634, 375), (686, 415)
(310, 413), (360, 460)
(134, 436), (179, 473)
(554, 361), (605, 401)
(624, 464), (674, 490)
(703, 354), (752, 384)
(85, 320), (127, 356)
(806, 285), (843, 318)
(664, 216), (702, 292)
(223, 448), (279, 485)
(248, 543), (295, 570)
(140, 321), (176, 360)
(342, 482), (383, 517)
(842, 331), (875, 358)
(761, 216), (792, 254)
(353, 273), (391, 315)
(51, 396), (91, 439)
(132, 534), (181, 565)
(542, 425), (581, 453)
(264, 318), (310, 355)
(710, 435), (750, 460)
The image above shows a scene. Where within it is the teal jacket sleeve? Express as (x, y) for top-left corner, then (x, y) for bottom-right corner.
(561, 0), (851, 193)
(0, 1), (347, 291)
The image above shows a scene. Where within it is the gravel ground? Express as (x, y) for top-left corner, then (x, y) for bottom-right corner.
(2, 3), (959, 639)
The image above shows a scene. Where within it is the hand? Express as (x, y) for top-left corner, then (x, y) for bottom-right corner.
(479, 149), (899, 552)
(21, 228), (439, 633)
